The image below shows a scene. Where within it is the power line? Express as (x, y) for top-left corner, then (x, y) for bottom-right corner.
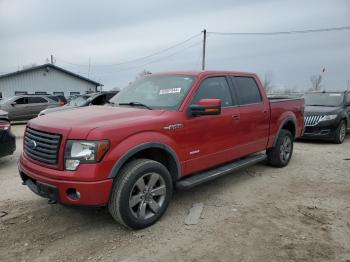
(56, 32), (201, 67)
(103, 40), (203, 74)
(208, 26), (350, 36)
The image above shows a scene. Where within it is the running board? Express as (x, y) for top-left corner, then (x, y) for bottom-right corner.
(176, 153), (267, 190)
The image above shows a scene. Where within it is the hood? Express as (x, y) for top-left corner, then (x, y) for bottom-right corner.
(304, 105), (342, 116)
(0, 109), (8, 118)
(29, 106), (165, 138)
(40, 105), (77, 115)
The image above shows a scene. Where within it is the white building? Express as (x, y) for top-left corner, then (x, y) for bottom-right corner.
(0, 64), (102, 98)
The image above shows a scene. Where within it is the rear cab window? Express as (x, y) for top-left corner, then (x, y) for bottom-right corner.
(231, 76), (262, 105)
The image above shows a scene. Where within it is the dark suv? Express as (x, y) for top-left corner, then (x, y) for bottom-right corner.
(302, 91), (350, 143)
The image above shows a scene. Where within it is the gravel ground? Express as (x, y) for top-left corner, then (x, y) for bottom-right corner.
(0, 124), (350, 262)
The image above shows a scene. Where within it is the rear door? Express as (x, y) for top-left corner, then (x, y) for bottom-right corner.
(28, 96), (49, 117)
(230, 76), (270, 156)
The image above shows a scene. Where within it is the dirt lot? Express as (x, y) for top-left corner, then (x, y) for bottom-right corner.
(1, 124), (350, 262)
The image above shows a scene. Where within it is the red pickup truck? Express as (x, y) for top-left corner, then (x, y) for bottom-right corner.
(19, 71), (304, 229)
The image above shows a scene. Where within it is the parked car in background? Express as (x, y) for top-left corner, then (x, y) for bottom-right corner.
(38, 91), (119, 116)
(46, 95), (67, 106)
(0, 110), (15, 157)
(302, 91), (350, 143)
(19, 71), (304, 229)
(0, 95), (60, 121)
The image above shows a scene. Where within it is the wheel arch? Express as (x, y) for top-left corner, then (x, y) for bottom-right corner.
(273, 117), (297, 147)
(108, 142), (181, 182)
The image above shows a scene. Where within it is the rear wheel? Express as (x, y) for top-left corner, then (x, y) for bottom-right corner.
(108, 159), (173, 229)
(267, 129), (293, 167)
(333, 120), (346, 144)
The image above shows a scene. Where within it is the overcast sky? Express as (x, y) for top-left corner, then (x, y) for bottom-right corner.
(0, 0), (349, 90)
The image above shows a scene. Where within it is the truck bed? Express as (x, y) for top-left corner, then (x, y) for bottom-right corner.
(267, 97), (305, 148)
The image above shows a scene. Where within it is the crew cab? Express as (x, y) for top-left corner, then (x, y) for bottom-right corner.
(302, 91), (350, 143)
(19, 71), (304, 229)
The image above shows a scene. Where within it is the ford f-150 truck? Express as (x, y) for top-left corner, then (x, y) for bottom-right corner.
(19, 71), (304, 229)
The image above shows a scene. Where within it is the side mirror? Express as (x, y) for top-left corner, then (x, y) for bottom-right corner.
(188, 99), (222, 116)
(11, 102), (17, 107)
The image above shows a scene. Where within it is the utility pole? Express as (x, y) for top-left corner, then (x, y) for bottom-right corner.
(347, 80), (349, 90)
(50, 55), (54, 65)
(201, 29), (207, 71)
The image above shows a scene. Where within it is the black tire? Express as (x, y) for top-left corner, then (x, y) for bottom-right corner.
(108, 158), (173, 229)
(333, 120), (346, 144)
(267, 129), (294, 167)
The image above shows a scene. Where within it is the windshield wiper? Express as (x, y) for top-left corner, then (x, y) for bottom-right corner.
(119, 102), (152, 110)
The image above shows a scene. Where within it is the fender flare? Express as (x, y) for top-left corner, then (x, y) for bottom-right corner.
(107, 142), (181, 180)
(273, 117), (297, 147)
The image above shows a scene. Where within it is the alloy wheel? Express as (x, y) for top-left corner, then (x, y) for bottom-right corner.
(280, 136), (292, 163)
(129, 173), (166, 220)
(339, 124), (346, 143)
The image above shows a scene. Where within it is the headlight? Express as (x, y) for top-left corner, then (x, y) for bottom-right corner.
(64, 140), (109, 171)
(319, 115), (337, 122)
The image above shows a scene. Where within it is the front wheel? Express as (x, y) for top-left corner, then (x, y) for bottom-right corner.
(267, 129), (294, 167)
(108, 159), (173, 229)
(333, 120), (346, 144)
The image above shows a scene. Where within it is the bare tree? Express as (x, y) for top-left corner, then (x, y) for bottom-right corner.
(310, 75), (322, 91)
(263, 71), (274, 94)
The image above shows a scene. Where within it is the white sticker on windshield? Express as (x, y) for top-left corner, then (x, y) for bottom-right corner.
(159, 88), (181, 95)
(329, 94), (341, 96)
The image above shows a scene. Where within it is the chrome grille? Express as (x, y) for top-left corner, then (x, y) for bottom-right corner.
(304, 115), (322, 126)
(24, 127), (61, 164)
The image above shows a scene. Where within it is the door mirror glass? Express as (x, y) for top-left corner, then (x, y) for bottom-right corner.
(189, 99), (221, 116)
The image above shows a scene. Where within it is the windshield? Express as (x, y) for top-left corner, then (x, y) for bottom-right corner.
(68, 95), (89, 106)
(304, 93), (344, 107)
(0, 98), (11, 105)
(110, 75), (196, 110)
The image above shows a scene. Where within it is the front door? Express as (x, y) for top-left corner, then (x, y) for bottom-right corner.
(9, 97), (29, 120)
(179, 76), (241, 175)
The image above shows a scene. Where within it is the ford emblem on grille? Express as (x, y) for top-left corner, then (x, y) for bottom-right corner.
(27, 139), (37, 150)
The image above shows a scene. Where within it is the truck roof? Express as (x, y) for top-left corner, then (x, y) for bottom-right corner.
(151, 70), (258, 78)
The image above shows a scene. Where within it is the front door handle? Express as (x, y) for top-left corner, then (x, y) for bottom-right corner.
(232, 114), (240, 120)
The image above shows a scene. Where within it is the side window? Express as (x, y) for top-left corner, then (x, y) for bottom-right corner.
(91, 95), (107, 105)
(233, 77), (262, 105)
(191, 77), (233, 107)
(15, 97), (28, 104)
(28, 97), (47, 104)
(346, 93), (350, 104)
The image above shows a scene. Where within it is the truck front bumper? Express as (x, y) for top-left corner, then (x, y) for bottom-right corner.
(19, 154), (113, 206)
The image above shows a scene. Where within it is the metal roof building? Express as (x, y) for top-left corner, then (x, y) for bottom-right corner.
(0, 64), (102, 98)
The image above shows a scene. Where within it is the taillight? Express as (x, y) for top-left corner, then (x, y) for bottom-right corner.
(0, 120), (10, 130)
